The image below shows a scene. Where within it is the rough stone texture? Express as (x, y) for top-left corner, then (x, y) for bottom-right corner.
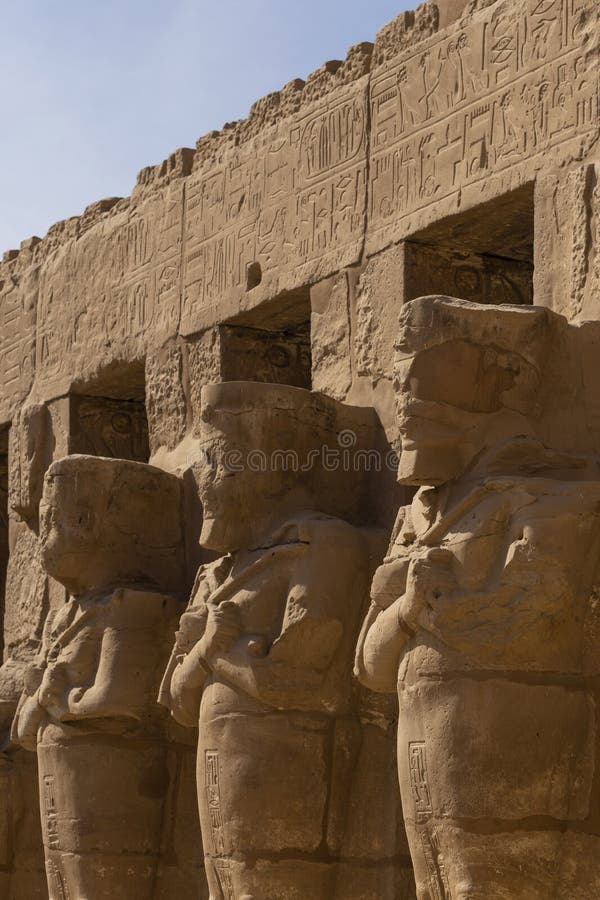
(0, 0), (598, 895)
(0, 749), (47, 899)
(0, 430), (8, 627)
(535, 162), (600, 319)
(8, 403), (51, 524)
(310, 272), (354, 399)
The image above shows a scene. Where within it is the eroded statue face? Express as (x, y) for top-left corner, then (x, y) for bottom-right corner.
(195, 380), (383, 552)
(395, 339), (539, 486)
(40, 463), (100, 587)
(196, 412), (280, 554)
(40, 455), (185, 596)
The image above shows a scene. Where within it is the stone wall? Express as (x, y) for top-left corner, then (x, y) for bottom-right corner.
(1, 0), (597, 428)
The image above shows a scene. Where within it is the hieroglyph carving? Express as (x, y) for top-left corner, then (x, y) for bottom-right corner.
(35, 184), (183, 398)
(181, 79), (368, 333)
(368, 0), (599, 247)
(0, 272), (35, 421)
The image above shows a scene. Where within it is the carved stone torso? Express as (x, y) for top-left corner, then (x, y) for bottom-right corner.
(163, 512), (370, 719)
(161, 511), (377, 900)
(15, 589), (180, 747)
(394, 471), (600, 678)
(368, 453), (600, 900)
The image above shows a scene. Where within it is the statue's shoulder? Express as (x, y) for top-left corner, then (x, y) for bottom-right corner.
(285, 512), (364, 549)
(284, 515), (377, 579)
(188, 555), (232, 608)
(480, 473), (600, 506)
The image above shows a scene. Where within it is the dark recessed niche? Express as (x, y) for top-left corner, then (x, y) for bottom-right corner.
(222, 286), (312, 388)
(406, 183), (535, 307)
(246, 262), (263, 292)
(69, 360), (149, 462)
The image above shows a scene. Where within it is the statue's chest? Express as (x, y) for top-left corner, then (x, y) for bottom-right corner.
(223, 568), (292, 637)
(436, 481), (600, 594)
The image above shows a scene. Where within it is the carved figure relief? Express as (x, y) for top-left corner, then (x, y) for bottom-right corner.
(356, 296), (600, 899)
(69, 395), (150, 461)
(160, 382), (390, 900)
(12, 456), (190, 900)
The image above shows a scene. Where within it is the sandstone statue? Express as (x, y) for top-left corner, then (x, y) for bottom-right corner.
(160, 382), (391, 900)
(12, 455), (191, 900)
(1, 0), (599, 894)
(356, 295), (600, 899)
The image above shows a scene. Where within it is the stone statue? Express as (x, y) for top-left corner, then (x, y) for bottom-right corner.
(160, 382), (388, 900)
(355, 296), (600, 899)
(12, 455), (190, 900)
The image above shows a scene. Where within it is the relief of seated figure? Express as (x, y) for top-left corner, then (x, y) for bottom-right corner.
(12, 455), (190, 900)
(355, 296), (600, 900)
(160, 382), (389, 900)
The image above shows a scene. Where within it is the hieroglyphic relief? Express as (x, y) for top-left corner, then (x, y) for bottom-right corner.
(42, 774), (59, 851)
(0, 434), (7, 612)
(205, 751), (225, 856)
(419, 831), (451, 900)
(0, 274), (35, 422)
(408, 742), (433, 825)
(205, 750), (234, 900)
(368, 0), (599, 248)
(46, 861), (70, 900)
(35, 184), (183, 399)
(109, 184), (183, 343)
(181, 80), (368, 334)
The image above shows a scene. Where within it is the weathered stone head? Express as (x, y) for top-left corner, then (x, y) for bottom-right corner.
(394, 296), (553, 485)
(39, 455), (186, 596)
(195, 382), (389, 553)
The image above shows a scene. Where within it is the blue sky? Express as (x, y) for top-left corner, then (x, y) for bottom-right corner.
(0, 0), (413, 253)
